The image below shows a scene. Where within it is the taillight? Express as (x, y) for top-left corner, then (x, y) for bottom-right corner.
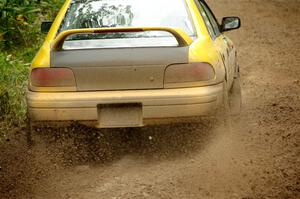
(164, 62), (215, 84)
(30, 68), (76, 90)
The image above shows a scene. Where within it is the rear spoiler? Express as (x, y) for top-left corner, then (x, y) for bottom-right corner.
(51, 27), (193, 51)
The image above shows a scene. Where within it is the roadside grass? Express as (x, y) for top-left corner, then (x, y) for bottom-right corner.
(0, 49), (35, 141)
(0, 0), (64, 141)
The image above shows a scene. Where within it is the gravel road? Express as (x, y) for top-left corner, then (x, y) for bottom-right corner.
(0, 0), (299, 198)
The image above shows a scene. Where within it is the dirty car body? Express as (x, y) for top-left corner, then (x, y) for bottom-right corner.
(27, 0), (241, 128)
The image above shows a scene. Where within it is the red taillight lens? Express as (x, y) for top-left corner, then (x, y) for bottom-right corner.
(164, 62), (215, 83)
(30, 68), (76, 87)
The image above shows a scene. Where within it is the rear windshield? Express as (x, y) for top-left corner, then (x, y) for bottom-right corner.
(59, 0), (196, 48)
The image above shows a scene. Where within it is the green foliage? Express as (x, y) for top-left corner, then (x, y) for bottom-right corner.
(0, 0), (64, 135)
(0, 0), (64, 49)
(0, 0), (40, 48)
(0, 51), (31, 125)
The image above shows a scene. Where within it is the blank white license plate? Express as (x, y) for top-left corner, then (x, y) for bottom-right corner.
(97, 103), (143, 128)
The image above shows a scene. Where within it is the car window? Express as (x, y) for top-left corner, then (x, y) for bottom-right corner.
(194, 0), (215, 39)
(59, 0), (196, 41)
(199, 1), (220, 37)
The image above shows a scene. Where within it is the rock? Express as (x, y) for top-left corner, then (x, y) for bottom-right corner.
(293, 79), (299, 84)
(142, 192), (150, 197)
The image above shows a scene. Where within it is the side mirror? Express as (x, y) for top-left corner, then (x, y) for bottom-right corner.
(41, 21), (53, 33)
(221, 17), (241, 32)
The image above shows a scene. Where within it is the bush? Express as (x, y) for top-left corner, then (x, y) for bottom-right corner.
(0, 51), (30, 124)
(0, 0), (64, 49)
(0, 0), (40, 48)
(0, 0), (64, 133)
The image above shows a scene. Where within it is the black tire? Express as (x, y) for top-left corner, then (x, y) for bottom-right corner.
(229, 76), (242, 116)
(215, 82), (232, 130)
(26, 112), (34, 147)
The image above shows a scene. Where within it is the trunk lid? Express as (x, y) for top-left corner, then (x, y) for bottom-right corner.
(50, 46), (189, 91)
(50, 27), (192, 91)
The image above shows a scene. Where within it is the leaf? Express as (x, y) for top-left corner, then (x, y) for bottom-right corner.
(0, 32), (4, 41)
(1, 7), (21, 13)
(23, 8), (41, 14)
(16, 14), (27, 22)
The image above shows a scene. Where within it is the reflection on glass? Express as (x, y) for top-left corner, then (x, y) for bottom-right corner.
(59, 0), (195, 42)
(224, 18), (239, 30)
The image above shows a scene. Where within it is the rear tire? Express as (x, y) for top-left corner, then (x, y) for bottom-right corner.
(215, 82), (232, 130)
(229, 76), (242, 116)
(26, 112), (34, 148)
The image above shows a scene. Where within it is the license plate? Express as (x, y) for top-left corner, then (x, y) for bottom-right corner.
(96, 103), (143, 128)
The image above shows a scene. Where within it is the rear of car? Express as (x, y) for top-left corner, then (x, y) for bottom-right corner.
(27, 0), (225, 128)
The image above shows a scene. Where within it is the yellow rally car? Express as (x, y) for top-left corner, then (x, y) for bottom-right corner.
(26, 0), (241, 141)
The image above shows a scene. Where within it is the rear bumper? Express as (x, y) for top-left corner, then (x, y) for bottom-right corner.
(27, 83), (224, 125)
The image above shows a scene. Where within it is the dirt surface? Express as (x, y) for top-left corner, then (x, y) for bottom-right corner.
(1, 0), (300, 198)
